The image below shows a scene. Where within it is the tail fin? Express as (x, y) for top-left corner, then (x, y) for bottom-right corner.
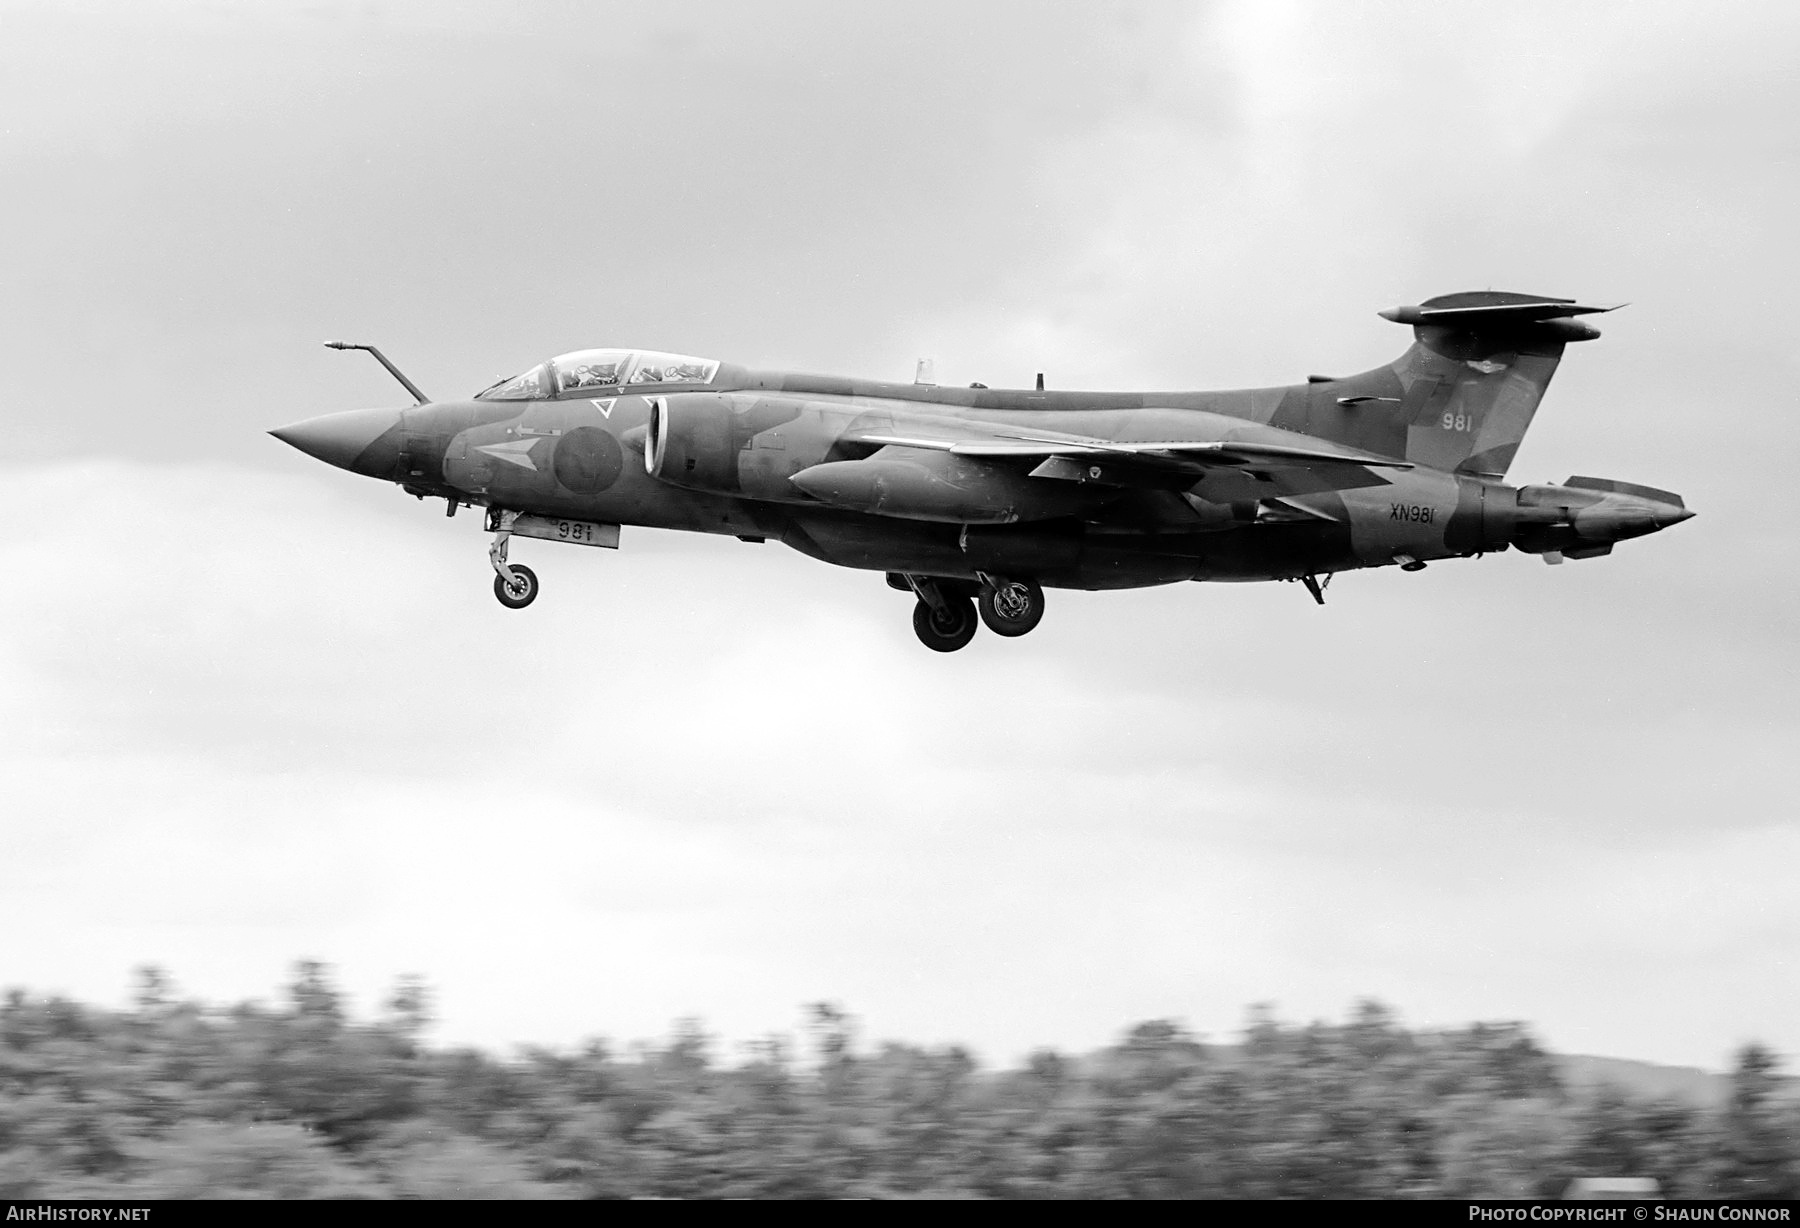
(1379, 292), (1618, 478)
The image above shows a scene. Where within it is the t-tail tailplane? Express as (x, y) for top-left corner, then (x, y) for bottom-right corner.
(1378, 291), (1621, 479)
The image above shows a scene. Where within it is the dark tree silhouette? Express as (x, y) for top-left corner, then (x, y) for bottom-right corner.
(0, 963), (1791, 1199)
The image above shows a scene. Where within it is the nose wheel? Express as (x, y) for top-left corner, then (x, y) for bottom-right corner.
(488, 514), (539, 609)
(494, 563), (538, 609)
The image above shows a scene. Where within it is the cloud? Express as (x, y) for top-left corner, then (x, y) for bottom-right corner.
(0, 458), (1791, 1067)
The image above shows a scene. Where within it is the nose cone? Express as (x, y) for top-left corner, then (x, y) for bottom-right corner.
(270, 407), (403, 476)
(1572, 495), (1696, 544)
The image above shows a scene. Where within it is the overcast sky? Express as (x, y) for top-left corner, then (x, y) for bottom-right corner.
(1, 0), (1795, 1070)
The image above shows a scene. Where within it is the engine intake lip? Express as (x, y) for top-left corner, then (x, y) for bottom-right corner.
(645, 397), (666, 475)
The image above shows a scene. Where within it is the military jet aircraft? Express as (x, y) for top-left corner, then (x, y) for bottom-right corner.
(271, 291), (1692, 651)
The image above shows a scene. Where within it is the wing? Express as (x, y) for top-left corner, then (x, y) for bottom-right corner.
(852, 427), (1411, 501)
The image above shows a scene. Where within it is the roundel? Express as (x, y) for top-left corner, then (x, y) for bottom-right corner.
(551, 426), (624, 494)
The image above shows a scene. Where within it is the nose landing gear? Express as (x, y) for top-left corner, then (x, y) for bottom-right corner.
(481, 509), (621, 609)
(488, 512), (539, 609)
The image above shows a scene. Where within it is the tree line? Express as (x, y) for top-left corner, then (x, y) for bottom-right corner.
(0, 964), (1793, 1199)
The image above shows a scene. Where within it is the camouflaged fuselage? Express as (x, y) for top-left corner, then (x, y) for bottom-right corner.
(376, 381), (1492, 590)
(288, 293), (1691, 596)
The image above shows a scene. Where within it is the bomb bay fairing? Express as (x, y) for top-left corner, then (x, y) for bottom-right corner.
(271, 292), (1692, 651)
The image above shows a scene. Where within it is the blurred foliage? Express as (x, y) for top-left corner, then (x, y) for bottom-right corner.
(0, 968), (1793, 1199)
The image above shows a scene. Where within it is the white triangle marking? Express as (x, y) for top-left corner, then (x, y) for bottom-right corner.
(474, 439), (540, 471)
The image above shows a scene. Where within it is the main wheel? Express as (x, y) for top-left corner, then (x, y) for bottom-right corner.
(912, 596), (978, 652)
(494, 563), (539, 609)
(978, 576), (1044, 637)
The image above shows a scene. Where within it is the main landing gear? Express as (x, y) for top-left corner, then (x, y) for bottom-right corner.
(893, 572), (1046, 652)
(976, 573), (1045, 637)
(912, 594), (978, 652)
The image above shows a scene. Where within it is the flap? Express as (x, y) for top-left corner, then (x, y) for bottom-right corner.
(852, 429), (1407, 500)
(854, 430), (1408, 469)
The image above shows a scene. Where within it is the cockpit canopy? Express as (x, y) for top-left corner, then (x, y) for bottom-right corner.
(477, 348), (721, 401)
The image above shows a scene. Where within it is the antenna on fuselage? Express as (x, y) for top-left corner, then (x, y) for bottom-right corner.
(324, 340), (431, 405)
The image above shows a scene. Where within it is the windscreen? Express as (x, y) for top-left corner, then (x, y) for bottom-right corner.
(476, 363), (549, 401)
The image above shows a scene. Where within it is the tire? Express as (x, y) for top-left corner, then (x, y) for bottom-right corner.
(494, 563), (539, 609)
(912, 596), (977, 652)
(978, 577), (1044, 637)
